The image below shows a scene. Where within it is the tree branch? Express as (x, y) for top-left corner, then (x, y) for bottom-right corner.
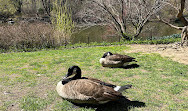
(92, 1), (125, 34)
(156, 15), (183, 30)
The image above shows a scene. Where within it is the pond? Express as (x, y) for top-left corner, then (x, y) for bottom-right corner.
(71, 25), (121, 44)
(71, 22), (181, 44)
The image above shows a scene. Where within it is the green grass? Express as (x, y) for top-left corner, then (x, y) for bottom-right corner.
(0, 45), (187, 111)
(64, 37), (181, 49)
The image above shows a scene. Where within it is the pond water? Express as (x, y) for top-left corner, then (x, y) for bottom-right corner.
(71, 22), (181, 44)
(71, 25), (121, 44)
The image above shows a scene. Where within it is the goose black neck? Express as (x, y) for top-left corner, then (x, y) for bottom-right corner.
(62, 66), (82, 85)
(72, 66), (82, 80)
(73, 70), (81, 80)
(62, 70), (81, 85)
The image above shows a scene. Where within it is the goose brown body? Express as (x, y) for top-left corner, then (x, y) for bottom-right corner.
(56, 79), (123, 104)
(56, 66), (131, 105)
(100, 52), (136, 67)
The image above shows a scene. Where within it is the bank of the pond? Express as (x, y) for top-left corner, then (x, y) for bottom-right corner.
(0, 33), (181, 53)
(66, 34), (181, 49)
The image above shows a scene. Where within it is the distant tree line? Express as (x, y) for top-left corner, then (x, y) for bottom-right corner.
(0, 0), (187, 45)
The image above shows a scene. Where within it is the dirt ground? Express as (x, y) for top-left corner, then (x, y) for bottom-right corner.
(126, 42), (188, 65)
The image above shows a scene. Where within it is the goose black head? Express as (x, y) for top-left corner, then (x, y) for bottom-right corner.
(102, 52), (113, 58)
(64, 65), (82, 79)
(62, 66), (82, 84)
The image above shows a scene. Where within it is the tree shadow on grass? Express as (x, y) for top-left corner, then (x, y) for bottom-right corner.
(71, 97), (145, 111)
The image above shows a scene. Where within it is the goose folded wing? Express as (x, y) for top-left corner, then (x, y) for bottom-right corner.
(81, 77), (116, 88)
(109, 54), (136, 62)
(68, 79), (123, 103)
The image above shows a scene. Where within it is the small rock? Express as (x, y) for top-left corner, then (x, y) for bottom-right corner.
(4, 91), (11, 95)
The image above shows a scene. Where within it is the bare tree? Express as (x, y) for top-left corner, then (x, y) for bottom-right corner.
(128, 0), (163, 38)
(15, 0), (23, 14)
(32, 0), (37, 13)
(78, 0), (164, 40)
(41, 0), (68, 17)
(41, 0), (52, 16)
(157, 0), (188, 46)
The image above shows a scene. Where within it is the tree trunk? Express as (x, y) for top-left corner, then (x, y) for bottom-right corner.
(119, 23), (131, 40)
(41, 0), (51, 17)
(177, 0), (188, 26)
(120, 30), (131, 41)
(181, 26), (188, 46)
(134, 26), (144, 38)
(157, 0), (188, 46)
(16, 0), (22, 14)
(32, 0), (37, 13)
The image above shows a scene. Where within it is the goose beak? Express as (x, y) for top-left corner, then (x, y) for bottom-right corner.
(62, 74), (68, 80)
(62, 76), (67, 80)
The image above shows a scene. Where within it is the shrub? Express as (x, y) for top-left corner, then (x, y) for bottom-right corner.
(0, 22), (55, 51)
(50, 0), (74, 46)
(0, 0), (17, 20)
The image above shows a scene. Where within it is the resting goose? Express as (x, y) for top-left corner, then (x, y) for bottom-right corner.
(56, 66), (132, 105)
(99, 52), (137, 68)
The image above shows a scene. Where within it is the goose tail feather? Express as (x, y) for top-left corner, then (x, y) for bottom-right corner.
(114, 85), (132, 92)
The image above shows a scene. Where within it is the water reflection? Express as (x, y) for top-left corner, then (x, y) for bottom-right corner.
(71, 23), (181, 44)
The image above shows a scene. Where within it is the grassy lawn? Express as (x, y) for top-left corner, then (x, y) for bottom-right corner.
(0, 45), (187, 111)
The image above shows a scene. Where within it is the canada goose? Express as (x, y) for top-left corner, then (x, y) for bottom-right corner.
(56, 66), (132, 105)
(99, 52), (137, 67)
